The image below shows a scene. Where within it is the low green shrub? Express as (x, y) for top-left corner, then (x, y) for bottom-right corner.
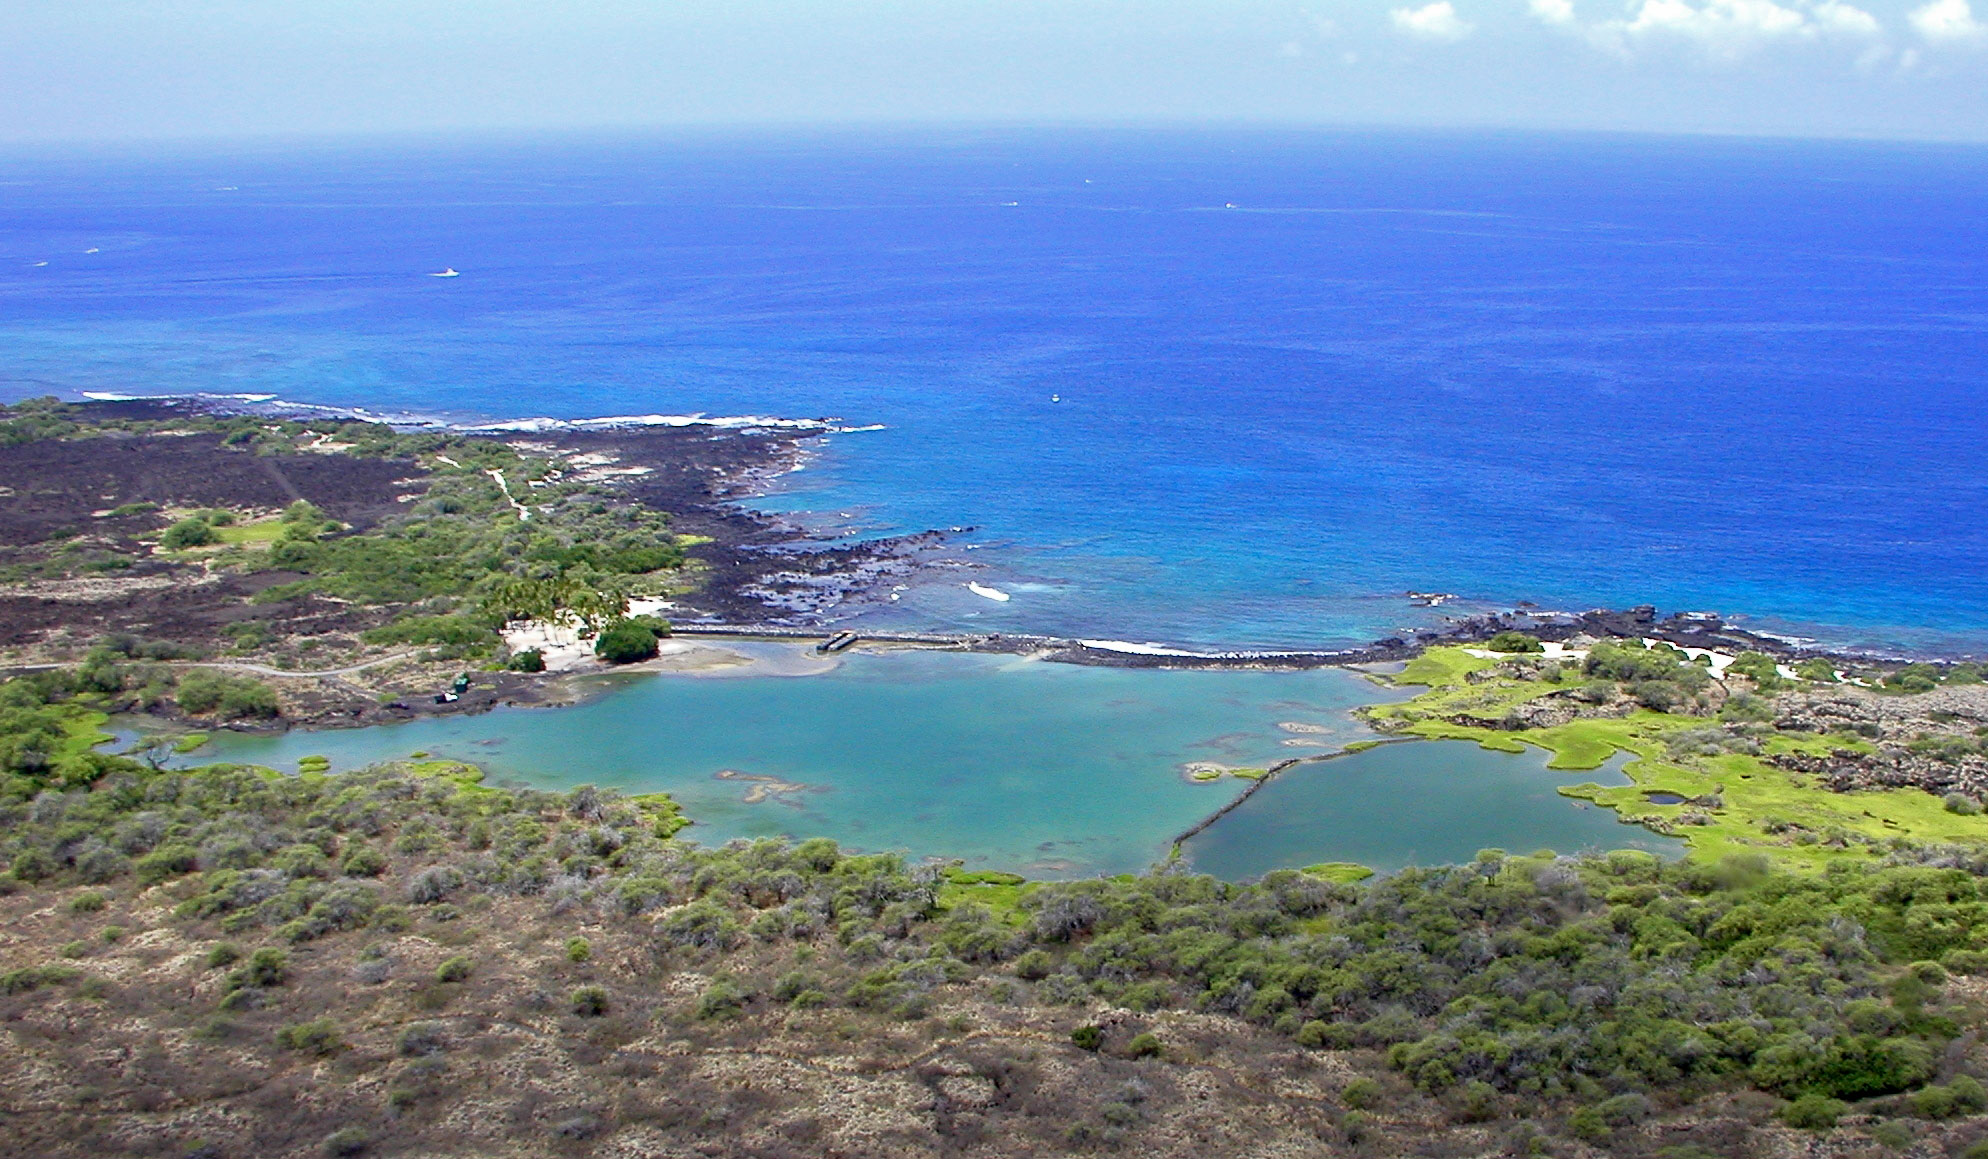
(160, 518), (218, 550)
(136, 844), (199, 884)
(275, 1017), (344, 1056)
(0, 964), (80, 995)
(396, 1021), (447, 1057)
(694, 977), (746, 1020)
(1341, 1077), (1381, 1110)
(227, 947), (288, 990)
(1886, 664), (1942, 693)
(1779, 1093), (1847, 1130)
(341, 847), (387, 877)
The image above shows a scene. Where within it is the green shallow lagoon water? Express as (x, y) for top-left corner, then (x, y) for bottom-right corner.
(188, 649), (1676, 878)
(1182, 741), (1683, 876)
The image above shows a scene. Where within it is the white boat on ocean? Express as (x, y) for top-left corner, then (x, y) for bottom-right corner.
(430, 267), (460, 278)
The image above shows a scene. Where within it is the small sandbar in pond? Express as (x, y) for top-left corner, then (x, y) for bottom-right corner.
(1182, 740), (1682, 878)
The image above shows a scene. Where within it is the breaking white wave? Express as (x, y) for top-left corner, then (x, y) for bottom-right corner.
(67, 392), (873, 437)
(967, 582), (1012, 602)
(1079, 639), (1192, 656)
(463, 413), (834, 433)
(82, 391), (278, 403)
(1079, 639), (1323, 659)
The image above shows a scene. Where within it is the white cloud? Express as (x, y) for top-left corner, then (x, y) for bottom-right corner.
(1813, 1), (1882, 37)
(1910, 0), (1987, 41)
(1624, 0), (1806, 41)
(1529, 0), (1578, 25)
(1589, 0), (1883, 56)
(1391, 2), (1475, 41)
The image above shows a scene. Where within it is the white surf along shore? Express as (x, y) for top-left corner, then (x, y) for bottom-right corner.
(73, 391), (887, 437)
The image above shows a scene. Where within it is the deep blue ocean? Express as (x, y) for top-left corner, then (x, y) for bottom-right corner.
(4, 128), (1986, 654)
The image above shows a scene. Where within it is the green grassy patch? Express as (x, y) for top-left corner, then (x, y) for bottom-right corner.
(1763, 730), (1877, 759)
(1556, 746), (1988, 867)
(938, 867), (1034, 920)
(1392, 647), (1498, 688)
(1367, 649), (1568, 732)
(1302, 862), (1376, 883)
(60, 710), (114, 761)
(214, 518), (286, 546)
(404, 759), (485, 784)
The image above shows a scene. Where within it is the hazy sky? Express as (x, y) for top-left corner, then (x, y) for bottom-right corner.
(2, 1), (1984, 142)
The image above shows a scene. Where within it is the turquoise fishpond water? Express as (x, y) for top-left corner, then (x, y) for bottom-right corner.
(185, 648), (1677, 878)
(1182, 743), (1681, 877)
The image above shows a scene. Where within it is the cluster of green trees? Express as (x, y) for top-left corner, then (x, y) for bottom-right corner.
(171, 671), (279, 720)
(1575, 640), (1716, 711)
(594, 616), (673, 664)
(1888, 663), (1986, 694)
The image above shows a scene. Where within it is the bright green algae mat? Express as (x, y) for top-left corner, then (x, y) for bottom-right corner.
(1182, 741), (1682, 877)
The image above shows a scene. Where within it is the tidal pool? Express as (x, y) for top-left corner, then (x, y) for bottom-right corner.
(1182, 741), (1682, 877)
(187, 649), (1676, 878)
